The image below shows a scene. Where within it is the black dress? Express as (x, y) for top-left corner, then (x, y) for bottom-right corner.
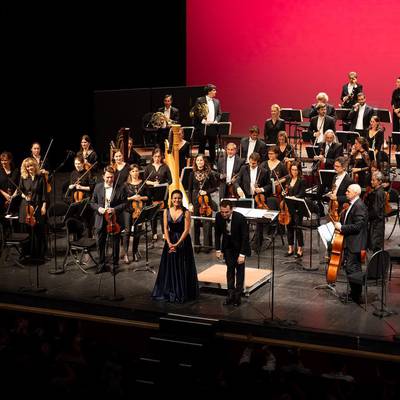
(152, 209), (199, 303)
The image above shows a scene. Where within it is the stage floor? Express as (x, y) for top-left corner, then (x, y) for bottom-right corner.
(1, 217), (399, 357)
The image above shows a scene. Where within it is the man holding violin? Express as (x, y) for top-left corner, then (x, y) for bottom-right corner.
(90, 166), (127, 274)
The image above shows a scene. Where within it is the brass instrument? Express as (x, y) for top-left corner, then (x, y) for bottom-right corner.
(189, 102), (209, 119)
(149, 112), (167, 129)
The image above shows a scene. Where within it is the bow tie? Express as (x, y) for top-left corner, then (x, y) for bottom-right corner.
(226, 218), (231, 223)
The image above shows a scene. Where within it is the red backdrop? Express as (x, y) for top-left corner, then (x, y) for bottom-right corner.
(187, 0), (400, 135)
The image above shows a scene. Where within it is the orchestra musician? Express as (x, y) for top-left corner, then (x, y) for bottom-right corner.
(188, 154), (218, 253)
(313, 130), (343, 170)
(240, 125), (267, 163)
(340, 71), (363, 108)
(18, 158), (48, 261)
(264, 104), (285, 144)
(349, 136), (371, 188)
(0, 151), (19, 214)
(112, 150), (130, 188)
(308, 103), (336, 144)
(30, 142), (50, 174)
(334, 184), (368, 305)
(325, 157), (353, 213)
(364, 171), (385, 253)
(366, 116), (384, 161)
(175, 127), (191, 175)
(284, 161), (306, 258)
(391, 77), (400, 133)
(309, 92), (336, 119)
(121, 164), (150, 264)
(126, 136), (141, 166)
(90, 166), (127, 274)
(347, 93), (375, 138)
(143, 147), (172, 241)
(277, 131), (296, 166)
(217, 142), (244, 201)
(77, 134), (98, 170)
(194, 84), (222, 166)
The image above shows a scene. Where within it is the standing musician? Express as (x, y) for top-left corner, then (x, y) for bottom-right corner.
(309, 92), (336, 119)
(90, 166), (127, 274)
(126, 136), (141, 166)
(314, 130), (343, 170)
(66, 155), (94, 236)
(366, 116), (384, 161)
(277, 131), (296, 166)
(143, 147), (172, 241)
(175, 127), (191, 175)
(215, 199), (251, 307)
(188, 154), (218, 253)
(348, 93), (375, 137)
(340, 71), (363, 108)
(18, 158), (48, 261)
(284, 162), (306, 258)
(334, 184), (368, 305)
(264, 104), (285, 144)
(364, 171), (386, 253)
(349, 136), (371, 188)
(77, 134), (98, 170)
(0, 152), (20, 214)
(308, 103), (336, 145)
(121, 164), (150, 264)
(325, 157), (353, 213)
(30, 142), (51, 193)
(217, 142), (244, 201)
(194, 84), (222, 166)
(240, 125), (268, 163)
(391, 76), (400, 133)
(113, 150), (130, 188)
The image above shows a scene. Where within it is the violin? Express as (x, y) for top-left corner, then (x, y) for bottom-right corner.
(226, 174), (239, 199)
(254, 193), (269, 210)
(328, 198), (340, 223)
(385, 191), (392, 215)
(25, 204), (37, 227)
(198, 194), (212, 216)
(104, 210), (121, 235)
(73, 190), (85, 203)
(132, 199), (143, 220)
(278, 198), (291, 225)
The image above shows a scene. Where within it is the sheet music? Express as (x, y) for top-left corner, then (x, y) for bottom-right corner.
(318, 222), (335, 249)
(234, 207), (279, 221)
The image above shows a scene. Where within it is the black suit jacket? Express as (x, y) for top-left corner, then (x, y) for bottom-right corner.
(340, 198), (368, 252)
(309, 104), (336, 119)
(348, 105), (375, 131)
(194, 96), (222, 124)
(319, 142), (343, 169)
(90, 182), (127, 229)
(335, 174), (353, 207)
(215, 211), (251, 256)
(158, 106), (180, 123)
(264, 118), (285, 144)
(236, 165), (272, 198)
(217, 155), (245, 199)
(308, 115), (336, 136)
(240, 138), (268, 162)
(340, 83), (363, 107)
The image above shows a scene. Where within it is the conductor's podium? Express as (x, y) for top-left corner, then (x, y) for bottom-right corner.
(197, 263), (272, 296)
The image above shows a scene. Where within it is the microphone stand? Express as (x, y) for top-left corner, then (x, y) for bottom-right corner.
(49, 150), (74, 274)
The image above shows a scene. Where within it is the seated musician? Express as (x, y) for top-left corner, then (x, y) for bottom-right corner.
(121, 164), (150, 264)
(308, 103), (336, 145)
(277, 131), (296, 167)
(188, 154), (218, 253)
(77, 134), (98, 170)
(325, 157), (353, 213)
(126, 136), (141, 166)
(284, 161), (306, 258)
(90, 166), (127, 274)
(240, 125), (267, 163)
(309, 92), (336, 119)
(333, 184), (368, 304)
(349, 136), (370, 188)
(313, 130), (343, 170)
(143, 147), (172, 241)
(217, 142), (244, 201)
(260, 146), (288, 207)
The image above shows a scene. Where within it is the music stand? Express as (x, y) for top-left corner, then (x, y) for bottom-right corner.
(319, 169), (337, 189)
(306, 146), (320, 159)
(222, 198), (254, 209)
(335, 108), (351, 122)
(374, 108), (392, 124)
(284, 196), (317, 271)
(280, 109), (303, 149)
(133, 204), (160, 274)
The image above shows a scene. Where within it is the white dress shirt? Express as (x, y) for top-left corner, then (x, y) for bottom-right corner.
(343, 196), (359, 224)
(250, 167), (258, 195)
(333, 172), (346, 196)
(226, 156), (235, 182)
(206, 96), (215, 123)
(247, 139), (257, 163)
(104, 186), (113, 208)
(316, 116), (325, 143)
(356, 104), (366, 130)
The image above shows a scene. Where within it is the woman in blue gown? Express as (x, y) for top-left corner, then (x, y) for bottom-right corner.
(152, 190), (199, 303)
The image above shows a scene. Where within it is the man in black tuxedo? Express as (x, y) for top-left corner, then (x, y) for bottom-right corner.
(326, 157), (353, 211)
(194, 84), (222, 165)
(334, 184), (368, 304)
(156, 94), (180, 152)
(90, 166), (127, 274)
(215, 200), (251, 306)
(217, 142), (245, 201)
(240, 125), (268, 163)
(309, 92), (336, 119)
(340, 71), (363, 109)
(308, 104), (336, 145)
(348, 93), (375, 137)
(314, 130), (343, 170)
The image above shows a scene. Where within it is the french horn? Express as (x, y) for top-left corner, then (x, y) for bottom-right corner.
(189, 102), (209, 119)
(149, 112), (168, 129)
